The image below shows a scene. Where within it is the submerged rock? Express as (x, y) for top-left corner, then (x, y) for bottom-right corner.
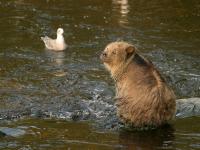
(0, 127), (26, 137)
(0, 130), (6, 137)
(176, 97), (200, 118)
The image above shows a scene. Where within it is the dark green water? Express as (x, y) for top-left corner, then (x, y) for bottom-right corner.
(0, 117), (199, 150)
(0, 0), (200, 149)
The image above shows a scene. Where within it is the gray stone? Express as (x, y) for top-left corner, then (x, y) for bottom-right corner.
(0, 127), (26, 137)
(176, 98), (200, 118)
(0, 131), (6, 137)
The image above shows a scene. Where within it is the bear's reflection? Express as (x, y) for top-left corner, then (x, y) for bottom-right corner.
(118, 125), (175, 150)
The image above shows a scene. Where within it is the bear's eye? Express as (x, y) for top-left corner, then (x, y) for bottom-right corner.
(112, 51), (116, 55)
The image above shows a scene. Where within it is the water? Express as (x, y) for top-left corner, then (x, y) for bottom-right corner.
(0, 0), (199, 149)
(0, 118), (199, 150)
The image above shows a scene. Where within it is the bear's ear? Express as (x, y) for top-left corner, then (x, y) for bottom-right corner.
(125, 45), (135, 60)
(125, 45), (135, 54)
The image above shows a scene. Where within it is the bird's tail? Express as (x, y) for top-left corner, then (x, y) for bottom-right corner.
(41, 37), (44, 41)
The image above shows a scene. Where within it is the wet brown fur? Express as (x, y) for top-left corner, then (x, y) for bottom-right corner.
(100, 41), (176, 127)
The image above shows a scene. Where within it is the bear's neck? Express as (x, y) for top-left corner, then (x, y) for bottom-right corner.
(111, 54), (135, 82)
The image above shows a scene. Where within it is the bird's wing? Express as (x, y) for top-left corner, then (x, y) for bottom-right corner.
(41, 36), (56, 50)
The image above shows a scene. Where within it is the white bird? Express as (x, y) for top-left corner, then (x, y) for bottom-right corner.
(41, 28), (67, 51)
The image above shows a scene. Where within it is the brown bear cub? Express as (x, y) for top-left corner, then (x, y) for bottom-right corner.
(100, 41), (176, 128)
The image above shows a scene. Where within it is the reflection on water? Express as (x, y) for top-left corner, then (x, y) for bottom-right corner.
(44, 50), (68, 77)
(112, 0), (130, 25)
(44, 50), (66, 66)
(119, 125), (175, 150)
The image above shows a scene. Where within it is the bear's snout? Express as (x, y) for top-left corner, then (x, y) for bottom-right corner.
(100, 51), (108, 62)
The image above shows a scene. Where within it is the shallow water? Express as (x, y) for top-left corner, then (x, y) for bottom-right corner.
(0, 118), (200, 150)
(0, 0), (200, 149)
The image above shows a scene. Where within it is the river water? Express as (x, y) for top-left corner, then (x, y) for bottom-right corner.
(0, 0), (200, 149)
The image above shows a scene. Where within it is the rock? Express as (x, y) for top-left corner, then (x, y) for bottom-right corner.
(176, 98), (200, 118)
(0, 131), (6, 137)
(0, 127), (26, 137)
